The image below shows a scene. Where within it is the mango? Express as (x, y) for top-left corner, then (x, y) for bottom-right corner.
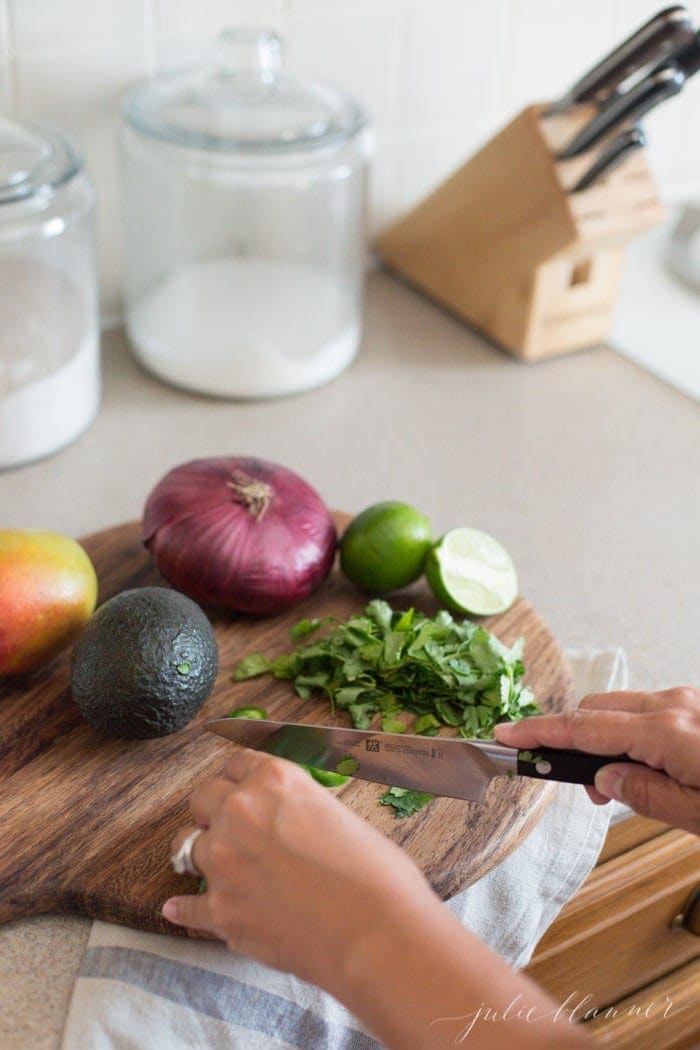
(0, 530), (98, 676)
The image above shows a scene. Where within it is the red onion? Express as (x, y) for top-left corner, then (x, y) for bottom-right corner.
(142, 457), (337, 614)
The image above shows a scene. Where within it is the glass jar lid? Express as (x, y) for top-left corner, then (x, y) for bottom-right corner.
(0, 116), (82, 205)
(122, 28), (366, 153)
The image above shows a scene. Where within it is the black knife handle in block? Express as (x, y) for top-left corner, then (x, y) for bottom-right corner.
(517, 747), (637, 785)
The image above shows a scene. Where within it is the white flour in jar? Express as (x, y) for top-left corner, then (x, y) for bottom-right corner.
(127, 255), (360, 398)
(0, 258), (99, 468)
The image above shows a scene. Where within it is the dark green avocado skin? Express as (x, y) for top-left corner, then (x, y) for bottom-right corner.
(70, 587), (219, 739)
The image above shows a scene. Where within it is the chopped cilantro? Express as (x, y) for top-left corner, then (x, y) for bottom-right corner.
(232, 599), (538, 738)
(381, 716), (406, 734)
(336, 755), (360, 776)
(290, 618), (331, 642)
(233, 653), (272, 680)
(380, 786), (433, 818)
(519, 750), (545, 764)
(414, 713), (441, 736)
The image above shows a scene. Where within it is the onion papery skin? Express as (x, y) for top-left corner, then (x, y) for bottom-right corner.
(142, 457), (337, 615)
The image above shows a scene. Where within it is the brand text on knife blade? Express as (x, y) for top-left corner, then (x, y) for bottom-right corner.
(372, 741), (444, 759)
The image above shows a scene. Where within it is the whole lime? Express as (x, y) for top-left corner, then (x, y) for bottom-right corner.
(339, 502), (433, 593)
(71, 587), (218, 739)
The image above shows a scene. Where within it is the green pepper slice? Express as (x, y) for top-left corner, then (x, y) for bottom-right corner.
(228, 706), (268, 719)
(300, 764), (349, 788)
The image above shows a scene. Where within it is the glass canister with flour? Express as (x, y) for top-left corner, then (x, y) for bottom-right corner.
(0, 116), (99, 469)
(120, 28), (368, 399)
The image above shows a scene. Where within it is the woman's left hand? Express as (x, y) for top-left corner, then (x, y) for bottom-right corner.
(163, 747), (434, 991)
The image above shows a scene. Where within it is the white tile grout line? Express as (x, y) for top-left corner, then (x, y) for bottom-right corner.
(0, 0), (17, 110)
(143, 0), (159, 77)
(392, 0), (415, 201)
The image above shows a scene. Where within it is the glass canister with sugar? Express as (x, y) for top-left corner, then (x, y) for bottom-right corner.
(120, 28), (369, 399)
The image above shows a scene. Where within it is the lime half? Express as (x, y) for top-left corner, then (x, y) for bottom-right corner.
(425, 527), (518, 616)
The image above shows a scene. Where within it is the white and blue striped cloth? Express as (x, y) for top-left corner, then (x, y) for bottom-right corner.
(61, 649), (627, 1050)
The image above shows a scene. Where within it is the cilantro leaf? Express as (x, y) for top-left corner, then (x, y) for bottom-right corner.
(290, 619), (323, 641)
(380, 786), (433, 818)
(381, 716), (406, 734)
(233, 653), (272, 680)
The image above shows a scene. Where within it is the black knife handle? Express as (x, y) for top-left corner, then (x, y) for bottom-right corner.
(558, 64), (684, 159)
(552, 5), (693, 110)
(572, 125), (647, 193)
(644, 28), (700, 81)
(517, 747), (641, 785)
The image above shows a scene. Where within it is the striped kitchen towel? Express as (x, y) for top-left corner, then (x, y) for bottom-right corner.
(61, 648), (627, 1050)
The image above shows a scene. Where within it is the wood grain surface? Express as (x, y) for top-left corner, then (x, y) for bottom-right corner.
(0, 516), (576, 935)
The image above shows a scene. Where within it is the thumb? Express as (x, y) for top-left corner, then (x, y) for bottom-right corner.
(595, 763), (699, 832)
(161, 894), (215, 934)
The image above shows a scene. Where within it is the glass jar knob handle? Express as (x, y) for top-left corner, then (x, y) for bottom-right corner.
(216, 28), (282, 85)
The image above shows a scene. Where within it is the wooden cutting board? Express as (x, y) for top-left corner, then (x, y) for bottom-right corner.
(0, 517), (576, 935)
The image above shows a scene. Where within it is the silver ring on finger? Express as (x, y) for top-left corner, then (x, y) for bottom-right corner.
(170, 828), (203, 876)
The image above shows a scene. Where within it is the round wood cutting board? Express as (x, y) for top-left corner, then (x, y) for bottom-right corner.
(0, 516), (576, 935)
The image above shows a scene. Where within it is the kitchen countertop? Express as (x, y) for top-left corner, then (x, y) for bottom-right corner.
(1, 271), (698, 1049)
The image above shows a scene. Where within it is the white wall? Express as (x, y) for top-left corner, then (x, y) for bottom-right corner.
(2, 0), (699, 321)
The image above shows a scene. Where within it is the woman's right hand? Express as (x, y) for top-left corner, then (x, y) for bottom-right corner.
(495, 686), (700, 835)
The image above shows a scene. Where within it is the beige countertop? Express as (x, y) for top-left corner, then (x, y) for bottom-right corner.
(1, 272), (698, 1048)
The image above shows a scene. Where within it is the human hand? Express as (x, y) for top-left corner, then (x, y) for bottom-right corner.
(163, 749), (591, 1050)
(162, 748), (435, 990)
(495, 686), (700, 835)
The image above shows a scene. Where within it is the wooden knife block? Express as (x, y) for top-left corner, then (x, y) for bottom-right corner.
(377, 104), (665, 360)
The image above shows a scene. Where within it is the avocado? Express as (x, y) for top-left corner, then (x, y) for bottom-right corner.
(71, 586), (218, 739)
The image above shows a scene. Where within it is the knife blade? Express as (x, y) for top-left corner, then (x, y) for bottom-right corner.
(558, 64), (684, 159)
(549, 5), (693, 113)
(571, 125), (647, 193)
(207, 717), (639, 803)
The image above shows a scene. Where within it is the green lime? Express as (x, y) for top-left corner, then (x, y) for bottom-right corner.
(425, 527), (518, 616)
(340, 501), (433, 593)
(228, 706), (268, 719)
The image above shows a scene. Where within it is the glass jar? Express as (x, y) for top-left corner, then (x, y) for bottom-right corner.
(0, 116), (99, 469)
(120, 28), (368, 400)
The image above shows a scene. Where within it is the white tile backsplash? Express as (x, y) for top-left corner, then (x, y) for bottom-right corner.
(12, 0), (149, 51)
(287, 3), (404, 136)
(0, 0), (14, 110)
(153, 0), (286, 42)
(2, 0), (700, 319)
(505, 0), (628, 110)
(15, 39), (150, 187)
(403, 0), (510, 134)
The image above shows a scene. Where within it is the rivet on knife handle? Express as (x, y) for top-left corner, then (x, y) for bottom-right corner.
(516, 747), (640, 785)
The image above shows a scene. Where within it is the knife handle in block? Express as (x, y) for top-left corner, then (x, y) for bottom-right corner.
(517, 747), (639, 785)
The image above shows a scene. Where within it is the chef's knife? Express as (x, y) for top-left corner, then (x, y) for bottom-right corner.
(207, 717), (641, 803)
(571, 125), (647, 192)
(558, 64), (684, 159)
(549, 5), (693, 113)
